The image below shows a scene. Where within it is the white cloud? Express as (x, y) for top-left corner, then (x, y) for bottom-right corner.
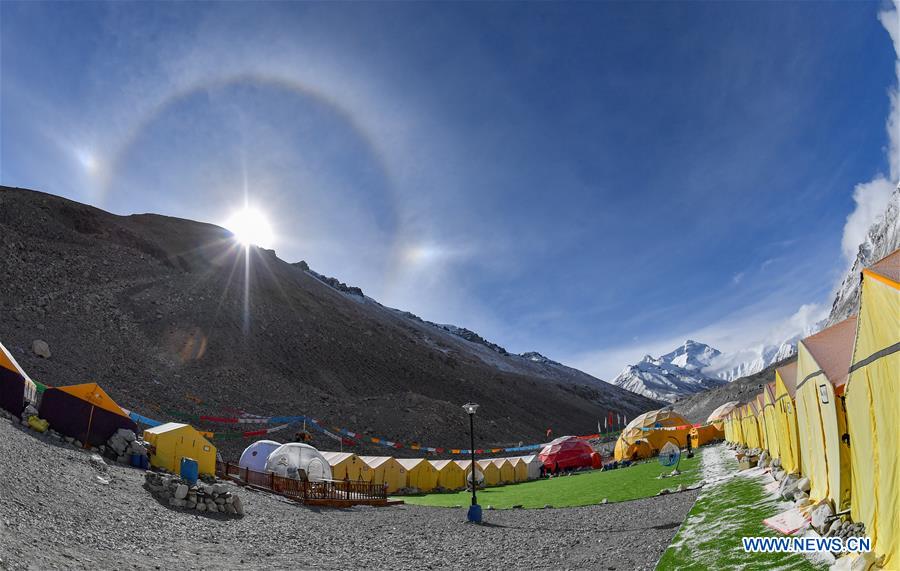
(731, 272), (745, 285)
(841, 177), (896, 261)
(840, 1), (899, 263)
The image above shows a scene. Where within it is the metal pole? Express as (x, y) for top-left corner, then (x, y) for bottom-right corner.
(469, 413), (477, 506)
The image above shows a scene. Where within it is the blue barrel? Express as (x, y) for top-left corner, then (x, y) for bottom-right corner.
(141, 455), (150, 470)
(130, 454), (140, 467)
(180, 457), (199, 485)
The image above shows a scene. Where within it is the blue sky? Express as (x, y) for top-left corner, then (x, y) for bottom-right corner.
(2, 2), (897, 379)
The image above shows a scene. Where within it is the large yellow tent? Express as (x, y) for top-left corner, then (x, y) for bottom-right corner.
(491, 458), (516, 484)
(730, 408), (745, 446)
(761, 383), (780, 462)
(429, 459), (466, 490)
(845, 249), (899, 568)
(773, 361), (802, 474)
(475, 459), (501, 486)
(396, 458), (439, 492)
(321, 452), (373, 482)
(454, 460), (485, 486)
(359, 456), (407, 493)
(508, 457), (529, 482)
(613, 409), (691, 461)
(794, 315), (856, 511)
(143, 422), (217, 476)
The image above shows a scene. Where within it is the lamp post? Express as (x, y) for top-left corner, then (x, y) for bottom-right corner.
(462, 402), (481, 523)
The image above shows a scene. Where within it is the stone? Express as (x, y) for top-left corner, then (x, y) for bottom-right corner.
(174, 484), (188, 500)
(796, 477), (811, 493)
(187, 502), (196, 510)
(225, 496), (234, 504)
(232, 495), (244, 516)
(196, 503), (207, 512)
(31, 340), (51, 358)
(779, 474), (800, 501)
(601, 498), (608, 504)
(810, 503), (834, 534)
(225, 504), (236, 514)
(828, 519), (844, 535)
(89, 454), (107, 471)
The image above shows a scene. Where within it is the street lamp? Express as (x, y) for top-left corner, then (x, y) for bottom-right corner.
(462, 402), (481, 523)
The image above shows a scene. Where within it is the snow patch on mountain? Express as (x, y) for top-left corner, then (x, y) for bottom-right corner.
(612, 340), (727, 402)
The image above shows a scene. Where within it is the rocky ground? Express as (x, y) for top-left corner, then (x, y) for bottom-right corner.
(0, 408), (698, 570)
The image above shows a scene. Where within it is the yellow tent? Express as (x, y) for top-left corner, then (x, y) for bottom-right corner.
(475, 459), (501, 486)
(761, 383), (780, 461)
(509, 457), (529, 482)
(690, 424), (723, 448)
(794, 316), (856, 511)
(491, 458), (516, 484)
(429, 459), (466, 490)
(321, 452), (373, 482)
(613, 409), (691, 461)
(754, 394), (769, 452)
(396, 458), (439, 492)
(733, 407), (746, 446)
(742, 403), (761, 449)
(454, 460), (485, 486)
(359, 456), (407, 493)
(707, 401), (739, 432)
(845, 250), (899, 568)
(773, 361), (802, 474)
(143, 422), (217, 476)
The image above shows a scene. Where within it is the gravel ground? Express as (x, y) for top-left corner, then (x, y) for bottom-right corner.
(0, 417), (698, 570)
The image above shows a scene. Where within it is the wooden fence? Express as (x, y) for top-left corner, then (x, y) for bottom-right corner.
(216, 461), (389, 507)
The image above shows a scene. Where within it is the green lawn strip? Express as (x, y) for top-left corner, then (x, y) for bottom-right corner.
(395, 450), (703, 509)
(657, 459), (825, 571)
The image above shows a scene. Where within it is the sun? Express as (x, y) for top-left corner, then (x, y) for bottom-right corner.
(223, 207), (275, 248)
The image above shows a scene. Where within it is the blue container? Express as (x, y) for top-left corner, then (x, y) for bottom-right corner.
(130, 454), (140, 467)
(467, 504), (482, 523)
(141, 455), (150, 470)
(180, 457), (199, 485)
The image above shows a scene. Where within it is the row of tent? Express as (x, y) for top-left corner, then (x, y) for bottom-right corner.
(611, 408), (727, 462)
(722, 249), (898, 569)
(239, 439), (545, 493)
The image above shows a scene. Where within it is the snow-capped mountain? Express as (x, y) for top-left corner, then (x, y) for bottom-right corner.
(707, 331), (810, 382)
(828, 183), (900, 326)
(612, 340), (727, 402)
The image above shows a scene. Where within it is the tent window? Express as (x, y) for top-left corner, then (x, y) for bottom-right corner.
(818, 384), (830, 405)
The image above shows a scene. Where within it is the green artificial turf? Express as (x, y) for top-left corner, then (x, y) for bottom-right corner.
(396, 449), (703, 509)
(657, 452), (826, 571)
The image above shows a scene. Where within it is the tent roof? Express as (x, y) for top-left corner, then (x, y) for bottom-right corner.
(429, 459), (459, 470)
(144, 422), (190, 435)
(396, 458), (428, 470)
(800, 315), (857, 388)
(476, 459), (498, 470)
(706, 401), (740, 423)
(321, 451), (357, 464)
(519, 455), (539, 463)
(868, 249), (900, 285)
(0, 342), (36, 386)
(490, 458), (512, 468)
(776, 361), (799, 396)
(623, 408), (690, 431)
(56, 383), (130, 419)
(359, 456), (397, 469)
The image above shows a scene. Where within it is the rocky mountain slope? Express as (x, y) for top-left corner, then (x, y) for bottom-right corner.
(671, 356), (795, 424)
(0, 186), (659, 457)
(612, 340), (727, 402)
(828, 183), (900, 325)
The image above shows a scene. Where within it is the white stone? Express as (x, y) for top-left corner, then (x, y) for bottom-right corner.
(797, 477), (811, 493)
(174, 484), (188, 500)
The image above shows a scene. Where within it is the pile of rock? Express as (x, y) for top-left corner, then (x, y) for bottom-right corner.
(144, 472), (244, 516)
(106, 428), (148, 464)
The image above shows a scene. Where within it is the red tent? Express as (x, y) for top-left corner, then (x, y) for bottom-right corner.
(538, 436), (594, 471)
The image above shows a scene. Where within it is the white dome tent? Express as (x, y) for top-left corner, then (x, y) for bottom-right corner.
(238, 439), (282, 473)
(264, 443), (333, 481)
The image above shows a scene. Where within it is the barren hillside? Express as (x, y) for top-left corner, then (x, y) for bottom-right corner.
(0, 186), (659, 457)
